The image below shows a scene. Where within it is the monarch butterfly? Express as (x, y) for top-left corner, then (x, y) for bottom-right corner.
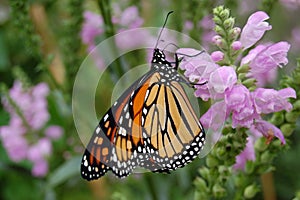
(81, 11), (206, 180)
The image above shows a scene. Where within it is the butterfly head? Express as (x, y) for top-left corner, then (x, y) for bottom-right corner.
(151, 48), (167, 64)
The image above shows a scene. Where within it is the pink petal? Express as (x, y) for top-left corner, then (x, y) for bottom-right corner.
(240, 11), (272, 49)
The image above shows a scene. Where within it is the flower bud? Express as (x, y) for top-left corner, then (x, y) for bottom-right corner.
(224, 17), (235, 29)
(254, 137), (268, 152)
(199, 167), (210, 180)
(194, 177), (208, 191)
(213, 183), (226, 198)
(244, 184), (259, 199)
(231, 41), (242, 51)
(242, 78), (256, 88)
(232, 27), (241, 36)
(285, 111), (298, 123)
(211, 51), (224, 62)
(206, 155), (219, 168)
(280, 123), (295, 137)
(260, 151), (272, 163)
(293, 100), (300, 110)
(237, 64), (250, 73)
(270, 112), (284, 126)
(213, 16), (223, 25)
(215, 25), (227, 37)
(220, 9), (230, 19)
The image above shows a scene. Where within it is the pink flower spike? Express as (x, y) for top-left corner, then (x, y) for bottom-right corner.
(252, 87), (296, 114)
(233, 136), (256, 171)
(45, 126), (64, 140)
(251, 119), (286, 144)
(211, 51), (224, 62)
(240, 11), (272, 49)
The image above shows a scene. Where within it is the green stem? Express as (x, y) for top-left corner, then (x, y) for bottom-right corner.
(97, 0), (126, 81)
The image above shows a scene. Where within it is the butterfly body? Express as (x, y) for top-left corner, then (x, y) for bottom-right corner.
(81, 48), (206, 180)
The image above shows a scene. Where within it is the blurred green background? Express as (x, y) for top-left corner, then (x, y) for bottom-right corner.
(0, 0), (300, 200)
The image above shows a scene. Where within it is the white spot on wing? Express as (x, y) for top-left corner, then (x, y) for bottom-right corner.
(104, 114), (109, 122)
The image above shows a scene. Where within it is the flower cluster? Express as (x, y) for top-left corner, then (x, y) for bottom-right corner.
(0, 81), (63, 177)
(81, 6), (151, 69)
(177, 10), (296, 170)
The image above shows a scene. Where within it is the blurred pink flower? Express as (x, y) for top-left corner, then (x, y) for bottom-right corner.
(199, 15), (215, 49)
(233, 137), (256, 170)
(27, 138), (52, 162)
(118, 6), (144, 29)
(240, 11), (272, 49)
(0, 126), (28, 162)
(184, 20), (194, 31)
(280, 0), (300, 10)
(81, 11), (104, 51)
(45, 126), (64, 140)
(32, 159), (48, 177)
(0, 81), (64, 177)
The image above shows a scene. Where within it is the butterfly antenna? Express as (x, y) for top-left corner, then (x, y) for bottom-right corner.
(176, 50), (205, 57)
(154, 11), (174, 49)
(163, 42), (180, 51)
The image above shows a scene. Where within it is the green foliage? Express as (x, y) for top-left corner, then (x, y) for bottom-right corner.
(0, 1), (299, 200)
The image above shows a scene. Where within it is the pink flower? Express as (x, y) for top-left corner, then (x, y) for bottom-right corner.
(31, 159), (48, 177)
(250, 42), (290, 73)
(225, 84), (251, 113)
(240, 11), (272, 49)
(211, 51), (224, 62)
(0, 126), (28, 162)
(177, 48), (217, 82)
(45, 126), (64, 140)
(200, 101), (228, 131)
(233, 137), (256, 170)
(252, 87), (296, 114)
(225, 85), (259, 128)
(280, 0), (300, 10)
(208, 66), (237, 99)
(184, 20), (194, 31)
(118, 6), (144, 29)
(27, 138), (52, 162)
(250, 119), (286, 144)
(1, 81), (63, 177)
(242, 42), (290, 87)
(81, 11), (104, 51)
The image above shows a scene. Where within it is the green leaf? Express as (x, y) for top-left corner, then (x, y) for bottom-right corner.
(47, 156), (81, 188)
